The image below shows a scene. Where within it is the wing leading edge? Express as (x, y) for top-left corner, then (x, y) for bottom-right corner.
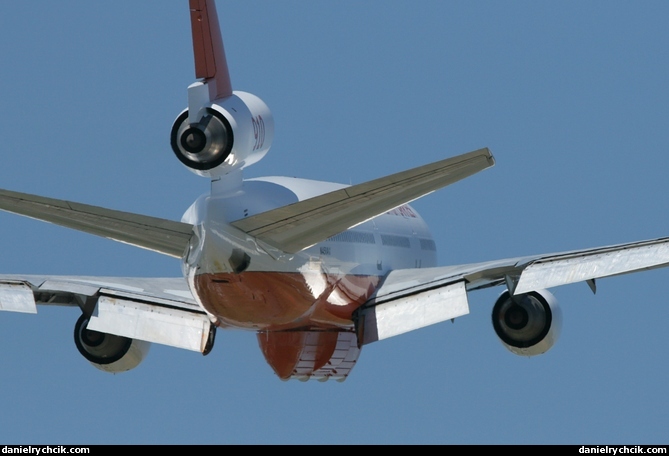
(232, 147), (495, 253)
(0, 189), (194, 258)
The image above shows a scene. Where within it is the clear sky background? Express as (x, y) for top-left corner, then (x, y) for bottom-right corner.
(0, 0), (668, 444)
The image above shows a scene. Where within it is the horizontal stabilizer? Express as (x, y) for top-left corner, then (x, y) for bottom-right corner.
(0, 189), (194, 258)
(232, 148), (494, 253)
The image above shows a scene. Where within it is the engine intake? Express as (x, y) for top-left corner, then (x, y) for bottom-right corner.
(171, 108), (233, 171)
(74, 314), (150, 373)
(170, 91), (274, 178)
(492, 289), (562, 356)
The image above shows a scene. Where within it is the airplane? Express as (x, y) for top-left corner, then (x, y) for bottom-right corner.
(1, 0), (668, 382)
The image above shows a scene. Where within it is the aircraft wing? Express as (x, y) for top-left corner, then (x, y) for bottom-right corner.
(0, 149), (492, 258)
(357, 236), (669, 344)
(232, 148), (494, 253)
(0, 189), (194, 258)
(0, 275), (214, 353)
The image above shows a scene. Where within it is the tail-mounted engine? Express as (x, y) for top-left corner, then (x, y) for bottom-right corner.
(492, 289), (562, 356)
(170, 90), (274, 178)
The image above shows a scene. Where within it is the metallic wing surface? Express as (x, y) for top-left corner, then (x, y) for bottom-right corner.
(0, 189), (193, 258)
(358, 237), (669, 345)
(231, 148), (494, 253)
(0, 275), (214, 362)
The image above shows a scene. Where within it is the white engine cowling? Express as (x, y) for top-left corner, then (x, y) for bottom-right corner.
(74, 314), (150, 373)
(491, 289), (562, 356)
(170, 91), (274, 178)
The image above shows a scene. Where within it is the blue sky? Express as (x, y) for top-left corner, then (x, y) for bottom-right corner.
(0, 0), (668, 444)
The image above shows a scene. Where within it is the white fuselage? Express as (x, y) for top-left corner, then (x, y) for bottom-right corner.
(180, 172), (437, 330)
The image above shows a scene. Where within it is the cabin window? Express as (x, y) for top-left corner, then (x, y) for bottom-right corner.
(380, 234), (411, 248)
(419, 239), (436, 251)
(327, 231), (376, 244)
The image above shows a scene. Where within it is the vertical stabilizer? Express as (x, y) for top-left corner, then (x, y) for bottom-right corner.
(189, 0), (232, 100)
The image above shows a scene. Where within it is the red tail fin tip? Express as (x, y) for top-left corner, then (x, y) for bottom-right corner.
(189, 0), (232, 100)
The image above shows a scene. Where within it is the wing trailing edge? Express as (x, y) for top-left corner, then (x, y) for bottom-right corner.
(232, 147), (495, 253)
(0, 189), (194, 258)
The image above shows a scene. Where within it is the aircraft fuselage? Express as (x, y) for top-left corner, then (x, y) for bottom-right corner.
(182, 173), (437, 331)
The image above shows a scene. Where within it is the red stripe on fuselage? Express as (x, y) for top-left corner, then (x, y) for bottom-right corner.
(193, 271), (381, 330)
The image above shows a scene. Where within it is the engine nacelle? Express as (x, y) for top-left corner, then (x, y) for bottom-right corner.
(170, 91), (274, 178)
(492, 289), (562, 356)
(74, 314), (150, 373)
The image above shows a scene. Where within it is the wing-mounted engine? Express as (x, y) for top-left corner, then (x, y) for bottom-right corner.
(74, 314), (150, 373)
(170, 90), (274, 178)
(492, 289), (562, 356)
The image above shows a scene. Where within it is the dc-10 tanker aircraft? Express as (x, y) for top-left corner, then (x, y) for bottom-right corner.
(1, 0), (668, 382)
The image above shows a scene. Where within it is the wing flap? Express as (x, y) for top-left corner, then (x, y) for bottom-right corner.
(0, 189), (194, 258)
(0, 282), (36, 313)
(232, 148), (494, 253)
(357, 279), (469, 345)
(88, 296), (211, 353)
